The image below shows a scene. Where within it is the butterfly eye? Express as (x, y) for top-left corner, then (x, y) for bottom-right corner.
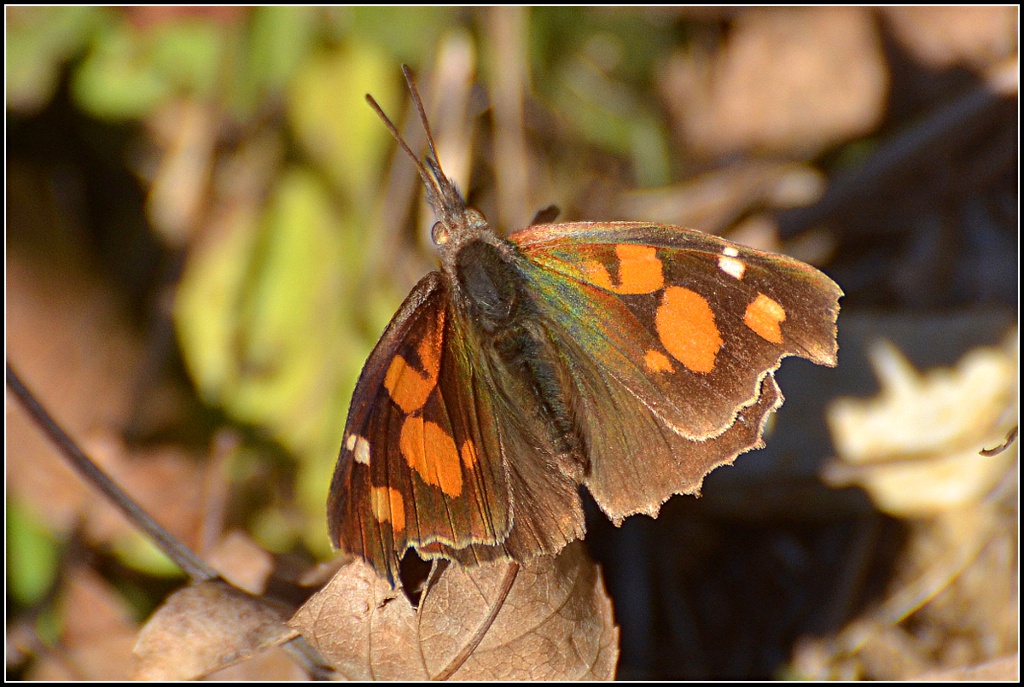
(432, 221), (450, 245)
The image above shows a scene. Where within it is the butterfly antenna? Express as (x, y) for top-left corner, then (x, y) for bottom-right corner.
(401, 65), (445, 178)
(364, 91), (441, 202)
(367, 65), (471, 233)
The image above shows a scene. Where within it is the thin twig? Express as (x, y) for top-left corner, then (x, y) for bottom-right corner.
(6, 362), (218, 582)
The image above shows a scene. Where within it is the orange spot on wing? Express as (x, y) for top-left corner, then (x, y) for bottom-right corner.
(644, 349), (675, 374)
(744, 293), (786, 344)
(399, 416), (464, 497)
(460, 439), (478, 469)
(383, 317), (444, 414)
(581, 244), (664, 294)
(370, 487), (405, 533)
(656, 287), (723, 374)
(581, 260), (615, 290)
(416, 324), (443, 376)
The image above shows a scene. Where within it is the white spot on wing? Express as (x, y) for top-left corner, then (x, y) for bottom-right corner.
(723, 246), (739, 257)
(348, 435), (372, 465)
(356, 437), (371, 464)
(719, 255), (746, 280)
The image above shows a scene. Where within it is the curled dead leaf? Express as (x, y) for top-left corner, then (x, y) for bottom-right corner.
(290, 542), (619, 680)
(133, 579), (298, 680)
(824, 332), (1018, 516)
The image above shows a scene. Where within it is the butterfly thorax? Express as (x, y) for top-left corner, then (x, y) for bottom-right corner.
(446, 229), (587, 475)
(451, 238), (521, 332)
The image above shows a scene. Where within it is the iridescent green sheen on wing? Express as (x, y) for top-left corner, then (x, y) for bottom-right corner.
(510, 221), (841, 440)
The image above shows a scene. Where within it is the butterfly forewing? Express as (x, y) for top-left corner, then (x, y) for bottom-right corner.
(327, 273), (511, 582)
(509, 221), (841, 440)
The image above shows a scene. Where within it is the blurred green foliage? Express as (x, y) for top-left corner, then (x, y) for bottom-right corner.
(7, 6), (100, 112)
(73, 14), (225, 118)
(7, 6), (684, 561)
(6, 498), (61, 607)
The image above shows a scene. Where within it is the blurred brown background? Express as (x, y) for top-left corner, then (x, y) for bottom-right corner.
(6, 7), (1018, 680)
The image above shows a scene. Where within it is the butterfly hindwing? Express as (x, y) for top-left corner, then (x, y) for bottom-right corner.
(418, 286), (588, 567)
(558, 325), (783, 521)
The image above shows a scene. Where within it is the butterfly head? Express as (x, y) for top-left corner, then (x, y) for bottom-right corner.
(422, 157), (489, 251)
(366, 66), (492, 258)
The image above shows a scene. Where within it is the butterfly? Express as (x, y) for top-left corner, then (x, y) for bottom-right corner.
(328, 67), (842, 586)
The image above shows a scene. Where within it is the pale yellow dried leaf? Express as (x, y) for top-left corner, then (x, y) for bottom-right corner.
(825, 332), (1017, 516)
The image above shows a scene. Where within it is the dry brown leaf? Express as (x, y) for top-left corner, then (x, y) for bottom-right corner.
(662, 7), (887, 157)
(132, 579), (298, 680)
(203, 529), (276, 595)
(26, 566), (139, 681)
(7, 247), (145, 533)
(882, 7), (1018, 70)
(8, 403), (208, 549)
(79, 433), (208, 547)
(7, 222), (206, 548)
(290, 542), (619, 680)
(205, 645), (311, 681)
